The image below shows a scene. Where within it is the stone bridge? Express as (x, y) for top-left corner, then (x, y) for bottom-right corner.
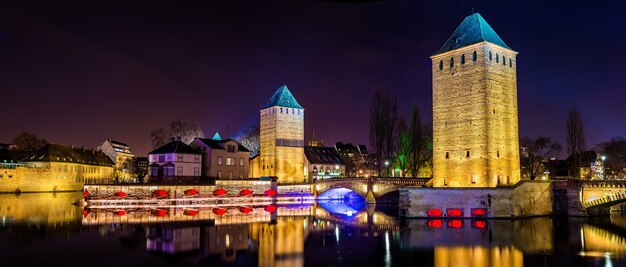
(565, 179), (626, 215)
(314, 177), (430, 202)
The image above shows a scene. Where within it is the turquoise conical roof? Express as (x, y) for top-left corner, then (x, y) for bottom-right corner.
(262, 85), (303, 109)
(212, 132), (222, 140)
(435, 13), (511, 55)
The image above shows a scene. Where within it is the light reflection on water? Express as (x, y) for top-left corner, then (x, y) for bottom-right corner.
(0, 192), (625, 266)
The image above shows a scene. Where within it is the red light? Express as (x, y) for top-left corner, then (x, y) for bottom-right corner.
(151, 209), (168, 217)
(183, 209), (199, 216)
(240, 189), (253, 196)
(264, 189), (277, 196)
(184, 189), (199, 196)
(82, 209), (89, 217)
(213, 188), (228, 196)
(472, 220), (487, 229)
(427, 209), (443, 217)
(213, 207), (228, 216)
(114, 191), (127, 198)
(239, 206), (253, 214)
(427, 219), (443, 228)
(447, 209), (463, 217)
(113, 210), (126, 216)
(83, 191), (89, 198)
(471, 208), (487, 217)
(264, 205), (277, 213)
(447, 219), (463, 228)
(151, 190), (168, 198)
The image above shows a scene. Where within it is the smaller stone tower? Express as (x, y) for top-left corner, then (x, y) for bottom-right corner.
(259, 85), (305, 184)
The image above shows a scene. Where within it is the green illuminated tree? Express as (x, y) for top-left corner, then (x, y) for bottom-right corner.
(394, 115), (411, 177)
(407, 104), (432, 178)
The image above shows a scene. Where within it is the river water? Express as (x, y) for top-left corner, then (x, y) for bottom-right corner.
(0, 192), (625, 267)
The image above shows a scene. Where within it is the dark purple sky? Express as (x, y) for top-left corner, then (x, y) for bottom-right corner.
(1, 0), (625, 156)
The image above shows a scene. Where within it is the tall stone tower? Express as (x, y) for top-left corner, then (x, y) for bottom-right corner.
(259, 85), (305, 184)
(431, 13), (520, 188)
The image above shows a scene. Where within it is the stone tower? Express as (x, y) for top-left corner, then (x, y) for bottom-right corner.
(259, 85), (305, 184)
(431, 13), (520, 187)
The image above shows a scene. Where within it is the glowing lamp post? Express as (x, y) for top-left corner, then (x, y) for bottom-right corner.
(384, 161), (390, 177)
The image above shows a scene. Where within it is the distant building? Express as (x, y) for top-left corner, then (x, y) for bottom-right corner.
(133, 156), (149, 181)
(148, 141), (202, 183)
(23, 144), (115, 183)
(252, 85), (305, 184)
(190, 136), (251, 179)
(335, 142), (377, 177)
(97, 139), (135, 181)
(0, 146), (24, 169)
(304, 146), (344, 180)
(308, 130), (324, 147)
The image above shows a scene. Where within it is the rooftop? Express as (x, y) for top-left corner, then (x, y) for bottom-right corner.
(262, 85), (303, 110)
(435, 13), (511, 55)
(149, 141), (201, 155)
(305, 146), (344, 165)
(25, 144), (115, 166)
(194, 138), (251, 153)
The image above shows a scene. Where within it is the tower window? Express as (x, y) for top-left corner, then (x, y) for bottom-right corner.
(298, 110), (301, 115)
(488, 51), (492, 61)
(496, 53), (499, 63)
(439, 60), (443, 70)
(280, 108), (283, 113)
(466, 151), (470, 158)
(450, 57), (454, 67)
(461, 54), (465, 64)
(509, 59), (512, 67)
(472, 51), (477, 61)
(502, 55), (506, 65)
(445, 152), (450, 159)
(497, 151), (500, 158)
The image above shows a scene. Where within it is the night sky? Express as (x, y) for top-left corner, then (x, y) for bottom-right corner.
(1, 0), (625, 156)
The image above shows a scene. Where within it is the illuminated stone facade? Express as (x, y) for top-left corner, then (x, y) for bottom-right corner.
(258, 85), (305, 184)
(97, 139), (135, 181)
(432, 13), (520, 187)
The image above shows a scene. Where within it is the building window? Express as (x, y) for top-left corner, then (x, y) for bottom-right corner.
(227, 145), (236, 153)
(445, 152), (450, 159)
(217, 156), (223, 166)
(497, 151), (500, 158)
(471, 174), (477, 184)
(280, 108), (283, 113)
(496, 53), (499, 63)
(239, 171), (244, 178)
(472, 51), (477, 61)
(226, 157), (235, 166)
(460, 54), (465, 64)
(194, 167), (200, 176)
(466, 151), (470, 158)
(488, 51), (492, 61)
(449, 57), (454, 67)
(239, 158), (244, 167)
(298, 110), (301, 115)
(158, 155), (165, 162)
(177, 166), (183, 176)
(194, 155), (200, 162)
(228, 171), (233, 178)
(217, 171), (222, 178)
(509, 58), (512, 67)
(502, 55), (506, 65)
(439, 60), (443, 70)
(443, 177), (448, 186)
(177, 154), (183, 161)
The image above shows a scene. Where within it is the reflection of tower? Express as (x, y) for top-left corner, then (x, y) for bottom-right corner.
(432, 13), (520, 187)
(259, 85), (305, 184)
(434, 246), (523, 267)
(249, 218), (307, 267)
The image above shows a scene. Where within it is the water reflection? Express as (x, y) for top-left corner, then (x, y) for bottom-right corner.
(1, 193), (626, 266)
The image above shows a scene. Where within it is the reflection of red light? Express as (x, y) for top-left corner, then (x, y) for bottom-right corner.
(82, 210), (89, 217)
(114, 191), (127, 198)
(447, 219), (463, 228)
(83, 191), (89, 198)
(213, 188), (228, 196)
(183, 209), (199, 216)
(427, 209), (443, 217)
(427, 219), (443, 228)
(213, 207), (228, 216)
(471, 208), (487, 217)
(472, 220), (487, 229)
(151, 190), (168, 198)
(447, 209), (463, 217)
(264, 189), (277, 196)
(240, 189), (253, 196)
(239, 207), (253, 214)
(184, 189), (199, 196)
(113, 210), (126, 216)
(264, 205), (277, 213)
(151, 209), (168, 217)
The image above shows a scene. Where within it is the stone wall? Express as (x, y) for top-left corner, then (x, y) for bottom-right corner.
(400, 180), (553, 218)
(259, 106), (305, 184)
(0, 166), (105, 193)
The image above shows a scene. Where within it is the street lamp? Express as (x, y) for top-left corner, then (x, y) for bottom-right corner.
(384, 161), (390, 177)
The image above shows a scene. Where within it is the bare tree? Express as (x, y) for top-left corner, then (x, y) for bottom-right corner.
(234, 125), (260, 157)
(150, 118), (205, 148)
(566, 107), (586, 178)
(369, 87), (398, 177)
(12, 131), (48, 159)
(597, 137), (626, 179)
(407, 104), (433, 178)
(520, 137), (562, 180)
